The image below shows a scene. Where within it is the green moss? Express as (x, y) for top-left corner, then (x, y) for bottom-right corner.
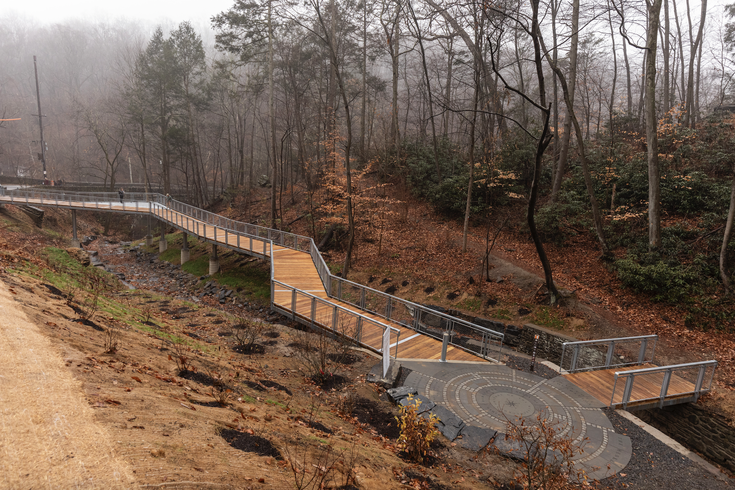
(160, 247), (181, 264)
(266, 398), (286, 409)
(182, 255), (209, 277)
(493, 308), (512, 321)
(458, 297), (482, 312)
(532, 307), (565, 330)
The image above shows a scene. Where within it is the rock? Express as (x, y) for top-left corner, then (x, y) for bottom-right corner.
(455, 426), (497, 451)
(386, 386), (417, 403)
(490, 433), (528, 460)
(367, 361), (401, 389)
(431, 405), (465, 441)
(65, 247), (90, 266)
(398, 394), (435, 414)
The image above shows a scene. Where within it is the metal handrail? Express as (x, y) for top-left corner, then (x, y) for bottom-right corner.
(329, 275), (504, 359)
(610, 360), (718, 409)
(0, 188), (503, 360)
(271, 279), (401, 358)
(560, 335), (658, 373)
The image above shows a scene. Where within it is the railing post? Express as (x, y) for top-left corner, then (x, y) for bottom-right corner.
(605, 341), (615, 367)
(356, 317), (363, 342)
(291, 289), (297, 321)
(570, 346), (580, 372)
(237, 233), (240, 249)
(659, 370), (673, 408)
(360, 288), (366, 309)
(638, 338), (649, 365)
(622, 375), (635, 409)
(441, 332), (449, 362)
(310, 297), (316, 328)
(694, 365), (707, 401)
(385, 297), (392, 319)
(332, 306), (338, 333)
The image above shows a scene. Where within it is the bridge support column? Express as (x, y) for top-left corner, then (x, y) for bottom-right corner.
(159, 222), (168, 253)
(209, 244), (219, 275)
(181, 233), (190, 265)
(71, 210), (80, 248)
(145, 216), (153, 247)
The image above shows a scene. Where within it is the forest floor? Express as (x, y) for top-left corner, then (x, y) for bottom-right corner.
(0, 187), (733, 488)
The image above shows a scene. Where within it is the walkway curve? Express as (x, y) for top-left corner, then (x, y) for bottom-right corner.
(401, 360), (632, 481)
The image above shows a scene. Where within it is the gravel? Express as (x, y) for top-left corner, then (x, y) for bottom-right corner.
(599, 408), (732, 489)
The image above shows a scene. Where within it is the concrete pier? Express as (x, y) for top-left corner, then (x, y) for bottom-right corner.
(209, 244), (219, 275)
(159, 222), (167, 252)
(70, 210), (80, 248)
(181, 232), (190, 265)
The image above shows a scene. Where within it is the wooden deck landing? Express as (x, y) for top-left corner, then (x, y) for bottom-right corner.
(564, 364), (696, 408)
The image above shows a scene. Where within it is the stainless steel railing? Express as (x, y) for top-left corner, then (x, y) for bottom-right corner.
(0, 188), (502, 360)
(329, 275), (504, 361)
(559, 335), (658, 373)
(610, 360), (718, 409)
(271, 279), (401, 357)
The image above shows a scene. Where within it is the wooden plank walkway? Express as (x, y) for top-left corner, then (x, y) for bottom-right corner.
(563, 364), (696, 408)
(0, 196), (486, 363)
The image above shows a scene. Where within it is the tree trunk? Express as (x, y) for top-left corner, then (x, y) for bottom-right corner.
(408, 0), (439, 178)
(663, 0), (670, 114)
(462, 63), (480, 253)
(269, 0), (278, 228)
(720, 169), (735, 293)
(551, 0), (579, 201)
(646, 0), (664, 250)
(620, 1), (633, 115)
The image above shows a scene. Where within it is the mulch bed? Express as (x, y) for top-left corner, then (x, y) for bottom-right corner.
(219, 428), (283, 459)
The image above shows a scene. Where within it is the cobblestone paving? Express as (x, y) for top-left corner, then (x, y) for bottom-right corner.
(401, 360), (632, 481)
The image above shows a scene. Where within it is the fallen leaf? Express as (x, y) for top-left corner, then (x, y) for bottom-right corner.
(131, 376), (142, 383)
(105, 399), (121, 406)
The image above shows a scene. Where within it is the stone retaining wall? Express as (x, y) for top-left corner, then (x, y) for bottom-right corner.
(636, 403), (735, 473)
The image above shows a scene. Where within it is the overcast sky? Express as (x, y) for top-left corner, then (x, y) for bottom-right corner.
(0, 0), (236, 26)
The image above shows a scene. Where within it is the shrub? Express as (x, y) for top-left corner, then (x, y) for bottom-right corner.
(615, 257), (697, 303)
(104, 326), (121, 353)
(170, 341), (194, 373)
(395, 395), (439, 463)
(502, 411), (591, 489)
(232, 317), (265, 353)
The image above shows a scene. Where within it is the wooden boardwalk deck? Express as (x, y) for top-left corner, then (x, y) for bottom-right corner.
(0, 196), (486, 363)
(563, 364), (696, 408)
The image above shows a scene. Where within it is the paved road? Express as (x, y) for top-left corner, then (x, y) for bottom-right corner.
(401, 360), (631, 481)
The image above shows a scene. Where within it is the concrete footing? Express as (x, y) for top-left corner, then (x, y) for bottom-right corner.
(209, 244), (219, 275)
(71, 210), (80, 248)
(145, 235), (153, 247)
(159, 236), (168, 253)
(181, 233), (190, 264)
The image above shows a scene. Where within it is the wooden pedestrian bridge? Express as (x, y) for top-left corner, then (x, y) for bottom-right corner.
(0, 189), (717, 410)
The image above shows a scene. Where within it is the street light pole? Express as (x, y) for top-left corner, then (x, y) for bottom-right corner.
(33, 55), (47, 182)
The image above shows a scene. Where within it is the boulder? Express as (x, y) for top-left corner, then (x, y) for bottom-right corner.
(65, 247), (90, 267)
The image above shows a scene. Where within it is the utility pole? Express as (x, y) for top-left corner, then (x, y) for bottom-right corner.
(33, 55), (47, 182)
